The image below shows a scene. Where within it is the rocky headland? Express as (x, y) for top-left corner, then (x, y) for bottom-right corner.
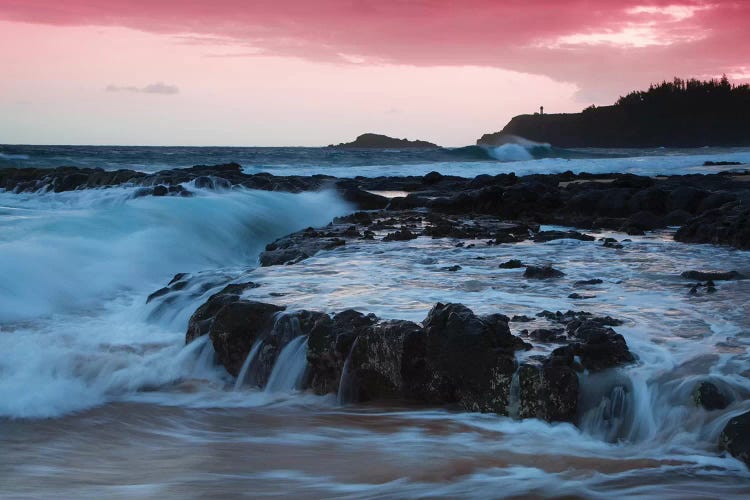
(478, 77), (750, 148)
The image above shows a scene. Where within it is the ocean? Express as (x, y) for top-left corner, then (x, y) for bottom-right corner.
(1, 143), (750, 498)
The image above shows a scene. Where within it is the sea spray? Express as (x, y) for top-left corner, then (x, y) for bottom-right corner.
(0, 186), (352, 322)
(0, 187), (352, 418)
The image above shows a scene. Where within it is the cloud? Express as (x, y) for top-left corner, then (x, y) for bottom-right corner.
(105, 82), (179, 95)
(4, 1), (749, 103)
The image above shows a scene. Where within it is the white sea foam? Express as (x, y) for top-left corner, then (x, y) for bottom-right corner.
(2, 159), (750, 496)
(0, 186), (351, 417)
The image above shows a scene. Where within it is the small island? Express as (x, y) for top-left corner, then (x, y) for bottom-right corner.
(478, 77), (750, 148)
(330, 133), (439, 148)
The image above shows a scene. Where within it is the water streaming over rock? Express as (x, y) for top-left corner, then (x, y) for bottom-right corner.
(337, 338), (361, 406)
(233, 339), (266, 391)
(265, 336), (309, 393)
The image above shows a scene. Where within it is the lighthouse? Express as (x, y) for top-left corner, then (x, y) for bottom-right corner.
(540, 106), (544, 115)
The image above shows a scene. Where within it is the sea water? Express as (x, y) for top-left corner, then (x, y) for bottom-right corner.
(1, 144), (750, 497)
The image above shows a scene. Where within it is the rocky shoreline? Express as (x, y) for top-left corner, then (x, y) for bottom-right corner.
(186, 290), (633, 422)
(2, 163), (748, 249)
(3, 162), (750, 465)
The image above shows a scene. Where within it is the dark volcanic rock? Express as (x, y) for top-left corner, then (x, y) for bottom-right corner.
(667, 187), (708, 214)
(208, 301), (285, 376)
(693, 381), (730, 410)
(574, 279), (603, 287)
(344, 320), (424, 402)
(415, 303), (527, 413)
(533, 230), (595, 243)
(499, 259), (524, 269)
(565, 320), (635, 372)
(526, 328), (566, 343)
(185, 282), (260, 343)
(306, 310), (379, 395)
(681, 270), (745, 281)
(180, 288), (633, 425)
(518, 351), (579, 422)
(720, 411), (750, 468)
(248, 310), (329, 388)
(524, 265), (565, 279)
(339, 187), (390, 210)
(423, 171), (444, 185)
(510, 315), (533, 323)
(260, 231), (346, 266)
(383, 228), (418, 242)
(674, 203), (750, 250)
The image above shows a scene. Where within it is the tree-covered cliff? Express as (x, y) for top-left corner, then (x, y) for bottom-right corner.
(478, 77), (750, 148)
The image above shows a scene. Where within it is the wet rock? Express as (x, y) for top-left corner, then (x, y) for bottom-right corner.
(568, 293), (596, 300)
(194, 175), (231, 190)
(665, 209), (692, 225)
(185, 282), (260, 343)
(693, 381), (730, 410)
(537, 310), (620, 326)
(574, 279), (603, 287)
(565, 320), (634, 372)
(499, 259), (524, 269)
(524, 265), (565, 279)
(259, 235), (346, 266)
(681, 270), (745, 281)
(704, 161), (742, 166)
(627, 187), (667, 214)
(383, 228), (418, 242)
(423, 171), (444, 185)
(698, 192), (737, 213)
(675, 203), (750, 250)
(338, 187), (390, 210)
(306, 310), (379, 395)
(168, 273), (188, 285)
(441, 265), (462, 272)
(510, 315), (533, 322)
(334, 211), (373, 226)
(344, 320), (424, 402)
(152, 185), (168, 196)
(250, 310), (328, 388)
(624, 211), (664, 232)
(413, 303), (526, 413)
(526, 328), (566, 343)
(518, 352), (579, 422)
(720, 411), (750, 468)
(146, 287), (172, 304)
(208, 301), (285, 376)
(602, 238), (623, 249)
(493, 223), (534, 244)
(667, 187), (708, 214)
(533, 230), (595, 243)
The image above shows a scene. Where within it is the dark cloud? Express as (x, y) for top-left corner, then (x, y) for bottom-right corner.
(105, 82), (179, 95)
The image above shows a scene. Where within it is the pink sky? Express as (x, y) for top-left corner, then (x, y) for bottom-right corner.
(1, 0), (747, 146)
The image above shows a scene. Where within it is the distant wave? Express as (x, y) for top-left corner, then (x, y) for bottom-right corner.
(441, 134), (635, 163)
(0, 152), (30, 161)
(440, 138), (561, 163)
